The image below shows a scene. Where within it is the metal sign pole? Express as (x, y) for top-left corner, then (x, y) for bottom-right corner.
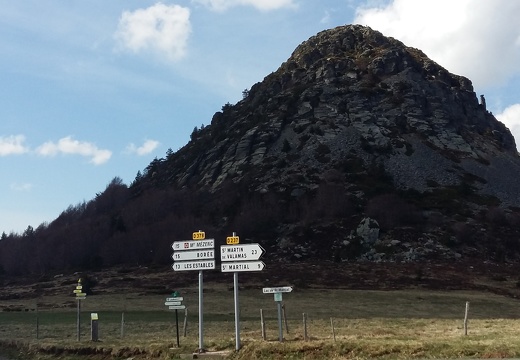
(234, 271), (241, 350)
(77, 299), (81, 341)
(198, 270), (204, 352)
(277, 299), (283, 342)
(175, 309), (180, 347)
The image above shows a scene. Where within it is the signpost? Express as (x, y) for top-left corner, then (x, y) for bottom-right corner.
(221, 235), (266, 350)
(171, 231), (215, 353)
(164, 292), (184, 347)
(73, 279), (87, 341)
(263, 286), (293, 342)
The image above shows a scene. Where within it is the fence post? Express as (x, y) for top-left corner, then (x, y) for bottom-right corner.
(120, 312), (125, 339)
(330, 317), (336, 342)
(464, 301), (470, 336)
(303, 313), (308, 341)
(282, 303), (289, 334)
(36, 302), (39, 340)
(260, 309), (266, 340)
(183, 308), (188, 337)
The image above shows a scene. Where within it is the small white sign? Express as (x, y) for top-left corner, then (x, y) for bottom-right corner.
(262, 286), (293, 294)
(165, 297), (184, 302)
(165, 301), (182, 306)
(172, 259), (216, 271)
(221, 261), (265, 272)
(169, 305), (186, 310)
(172, 239), (215, 251)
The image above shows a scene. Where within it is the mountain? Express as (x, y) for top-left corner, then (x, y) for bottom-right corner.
(1, 25), (520, 277)
(135, 24), (520, 261)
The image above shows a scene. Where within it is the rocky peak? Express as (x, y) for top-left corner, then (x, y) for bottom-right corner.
(137, 25), (520, 262)
(164, 25), (518, 205)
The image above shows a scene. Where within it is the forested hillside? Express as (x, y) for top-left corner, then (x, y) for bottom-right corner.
(2, 25), (520, 277)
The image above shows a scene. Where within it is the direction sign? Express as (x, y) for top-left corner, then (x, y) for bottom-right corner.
(166, 297), (184, 302)
(76, 296), (86, 300)
(173, 259), (216, 271)
(221, 261), (265, 272)
(262, 286), (293, 294)
(169, 305), (186, 310)
(165, 301), (182, 306)
(75, 292), (87, 297)
(173, 249), (215, 261)
(221, 244), (264, 262)
(172, 239), (214, 251)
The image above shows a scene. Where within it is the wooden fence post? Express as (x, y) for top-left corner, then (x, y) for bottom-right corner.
(464, 301), (470, 336)
(120, 312), (125, 338)
(330, 317), (336, 342)
(282, 303), (289, 334)
(303, 313), (308, 341)
(36, 302), (39, 340)
(260, 309), (266, 340)
(183, 308), (188, 337)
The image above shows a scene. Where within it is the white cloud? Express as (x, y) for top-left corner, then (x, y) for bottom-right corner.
(0, 135), (29, 156)
(125, 139), (160, 156)
(496, 104), (520, 149)
(192, 0), (297, 12)
(354, 0), (520, 88)
(10, 183), (33, 192)
(114, 3), (191, 61)
(36, 136), (112, 165)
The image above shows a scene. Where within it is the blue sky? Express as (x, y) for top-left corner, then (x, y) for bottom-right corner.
(1, 0), (519, 234)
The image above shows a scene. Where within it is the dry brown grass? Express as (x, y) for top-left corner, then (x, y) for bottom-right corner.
(2, 282), (520, 359)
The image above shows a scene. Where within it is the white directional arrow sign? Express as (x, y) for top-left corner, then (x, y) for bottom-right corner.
(173, 259), (216, 271)
(220, 243), (264, 262)
(262, 286), (293, 293)
(172, 239), (215, 251)
(165, 301), (183, 306)
(166, 297), (183, 302)
(172, 249), (215, 261)
(221, 261), (265, 272)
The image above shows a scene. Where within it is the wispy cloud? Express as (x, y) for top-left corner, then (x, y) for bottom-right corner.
(114, 3), (191, 61)
(192, 0), (297, 12)
(125, 139), (160, 156)
(320, 10), (331, 24)
(10, 183), (33, 192)
(0, 135), (29, 156)
(35, 136), (112, 165)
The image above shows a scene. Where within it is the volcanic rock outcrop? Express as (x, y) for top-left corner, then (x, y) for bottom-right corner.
(142, 25), (520, 262)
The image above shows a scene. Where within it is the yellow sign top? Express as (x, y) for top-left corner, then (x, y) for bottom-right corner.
(192, 231), (205, 240)
(226, 236), (239, 245)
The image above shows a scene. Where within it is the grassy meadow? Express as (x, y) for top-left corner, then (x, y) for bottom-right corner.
(2, 282), (520, 359)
